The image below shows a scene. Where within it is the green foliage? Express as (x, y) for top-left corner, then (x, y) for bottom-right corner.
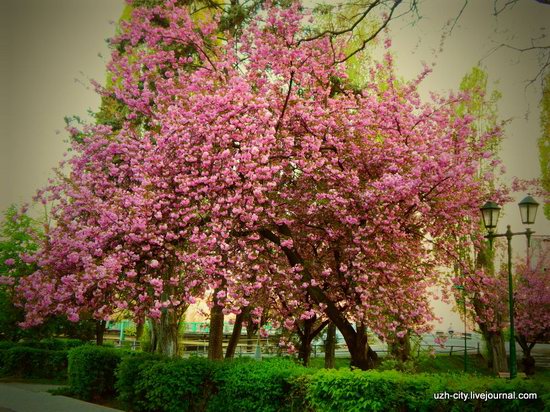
(208, 357), (309, 412)
(540, 72), (550, 219)
(115, 352), (165, 409)
(0, 347), (67, 379)
(304, 369), (548, 412)
(305, 369), (430, 412)
(133, 357), (215, 412)
(378, 357), (417, 374)
(68, 345), (125, 401)
(59, 351), (550, 411)
(311, 1), (378, 88)
(0, 208), (90, 343)
(0, 206), (40, 341)
(117, 356), (308, 412)
(456, 66), (502, 183)
(18, 338), (88, 351)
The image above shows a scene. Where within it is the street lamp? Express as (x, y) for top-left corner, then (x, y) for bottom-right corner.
(480, 196), (539, 379)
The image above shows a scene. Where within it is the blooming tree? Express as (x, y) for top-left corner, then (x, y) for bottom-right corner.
(515, 248), (550, 375)
(18, 1), (502, 368)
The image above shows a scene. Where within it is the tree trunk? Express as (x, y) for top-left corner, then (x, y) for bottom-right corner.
(259, 228), (378, 370)
(147, 310), (180, 357)
(324, 322), (336, 369)
(225, 307), (248, 359)
(148, 319), (159, 353)
(297, 318), (328, 367)
(245, 312), (258, 352)
(298, 320), (313, 367)
(388, 333), (411, 362)
(95, 320), (106, 346)
(136, 322), (144, 341)
(157, 309), (180, 357)
(521, 348), (536, 376)
(517, 335), (536, 376)
(485, 331), (508, 374)
(208, 303), (224, 360)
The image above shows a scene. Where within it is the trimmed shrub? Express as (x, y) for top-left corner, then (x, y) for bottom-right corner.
(19, 338), (87, 351)
(68, 345), (125, 401)
(0, 346), (68, 379)
(207, 357), (309, 412)
(305, 369), (549, 412)
(119, 356), (216, 412)
(0, 341), (17, 350)
(305, 369), (431, 412)
(0, 338), (88, 351)
(115, 352), (165, 409)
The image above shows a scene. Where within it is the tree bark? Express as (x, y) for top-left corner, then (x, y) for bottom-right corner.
(388, 333), (411, 362)
(136, 322), (144, 341)
(517, 335), (536, 375)
(208, 303), (224, 360)
(297, 319), (328, 367)
(95, 320), (106, 346)
(225, 307), (248, 359)
(157, 309), (180, 357)
(474, 243), (508, 374)
(324, 322), (336, 369)
(297, 319), (313, 367)
(345, 325), (378, 370)
(245, 311), (258, 352)
(485, 331), (508, 374)
(148, 318), (159, 353)
(147, 310), (181, 357)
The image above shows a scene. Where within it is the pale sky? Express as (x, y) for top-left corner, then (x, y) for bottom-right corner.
(1, 0), (549, 331)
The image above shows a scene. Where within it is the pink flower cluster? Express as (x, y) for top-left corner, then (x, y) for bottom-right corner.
(16, 1), (503, 344)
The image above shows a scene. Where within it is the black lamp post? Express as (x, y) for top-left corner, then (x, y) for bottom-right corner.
(480, 196), (539, 379)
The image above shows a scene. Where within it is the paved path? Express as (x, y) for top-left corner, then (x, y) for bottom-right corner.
(0, 383), (122, 412)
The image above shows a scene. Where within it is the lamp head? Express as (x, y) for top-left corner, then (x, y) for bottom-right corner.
(518, 195), (539, 225)
(480, 201), (501, 233)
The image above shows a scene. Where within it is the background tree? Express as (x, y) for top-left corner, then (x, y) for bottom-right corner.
(0, 206), (40, 341)
(514, 249), (550, 375)
(540, 72), (550, 219)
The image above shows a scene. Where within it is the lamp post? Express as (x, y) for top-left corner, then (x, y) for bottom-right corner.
(480, 195), (539, 379)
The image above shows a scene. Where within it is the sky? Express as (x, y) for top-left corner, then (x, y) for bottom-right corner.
(1, 0), (549, 331)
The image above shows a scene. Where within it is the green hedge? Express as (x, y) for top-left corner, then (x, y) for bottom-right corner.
(304, 369), (549, 412)
(116, 356), (308, 412)
(0, 346), (68, 379)
(208, 358), (309, 412)
(115, 352), (166, 410)
(19, 338), (87, 351)
(68, 345), (125, 401)
(0, 338), (87, 351)
(7, 346), (541, 412)
(112, 356), (548, 412)
(130, 357), (215, 412)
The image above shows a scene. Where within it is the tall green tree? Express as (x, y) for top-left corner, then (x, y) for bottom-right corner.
(0, 206), (40, 340)
(452, 66), (510, 374)
(540, 72), (550, 219)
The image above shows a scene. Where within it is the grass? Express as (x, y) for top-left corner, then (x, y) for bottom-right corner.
(308, 356), (353, 370)
(307, 353), (518, 377)
(416, 354), (493, 375)
(0, 376), (67, 385)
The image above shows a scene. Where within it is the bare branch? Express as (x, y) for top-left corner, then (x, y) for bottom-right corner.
(275, 72), (295, 133)
(449, 0), (468, 34)
(337, 0), (403, 64)
(300, 0), (384, 43)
